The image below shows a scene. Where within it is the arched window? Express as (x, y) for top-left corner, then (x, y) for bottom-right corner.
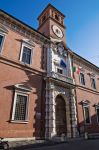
(55, 14), (59, 21)
(42, 15), (46, 23)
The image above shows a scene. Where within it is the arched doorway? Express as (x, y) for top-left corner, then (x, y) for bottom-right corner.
(55, 95), (67, 136)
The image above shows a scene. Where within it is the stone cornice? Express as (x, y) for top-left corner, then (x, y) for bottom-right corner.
(0, 55), (46, 76)
(0, 23), (9, 33)
(37, 16), (66, 31)
(45, 77), (75, 89)
(0, 10), (50, 46)
(73, 54), (99, 73)
(76, 85), (99, 95)
(66, 47), (99, 73)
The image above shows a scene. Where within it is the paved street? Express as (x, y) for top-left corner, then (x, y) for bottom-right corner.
(26, 140), (99, 150)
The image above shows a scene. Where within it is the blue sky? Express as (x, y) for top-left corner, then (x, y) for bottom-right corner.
(0, 0), (99, 66)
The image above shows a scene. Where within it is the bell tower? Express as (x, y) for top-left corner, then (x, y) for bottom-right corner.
(38, 4), (66, 44)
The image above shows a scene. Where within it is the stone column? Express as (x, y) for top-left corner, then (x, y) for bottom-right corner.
(47, 47), (52, 76)
(45, 82), (56, 139)
(45, 81), (50, 138)
(65, 98), (72, 138)
(70, 89), (78, 138)
(49, 88), (56, 138)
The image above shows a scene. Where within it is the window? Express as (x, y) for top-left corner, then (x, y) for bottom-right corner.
(80, 73), (85, 85)
(55, 14), (59, 21)
(96, 107), (99, 123)
(91, 78), (96, 89)
(61, 18), (63, 25)
(52, 11), (54, 17)
(0, 34), (4, 53)
(20, 42), (33, 65)
(11, 84), (32, 123)
(82, 100), (91, 124)
(22, 46), (31, 64)
(12, 92), (29, 121)
(57, 67), (63, 74)
(42, 15), (46, 23)
(0, 35), (3, 46)
(83, 105), (91, 124)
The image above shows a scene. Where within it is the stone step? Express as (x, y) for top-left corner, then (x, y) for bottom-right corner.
(88, 133), (99, 139)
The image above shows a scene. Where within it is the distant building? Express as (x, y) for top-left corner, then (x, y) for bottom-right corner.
(0, 4), (99, 141)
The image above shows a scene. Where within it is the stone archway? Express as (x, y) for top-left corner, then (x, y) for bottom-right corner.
(55, 95), (67, 136)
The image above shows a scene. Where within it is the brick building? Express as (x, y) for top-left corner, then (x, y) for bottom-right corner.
(73, 54), (99, 136)
(0, 4), (99, 141)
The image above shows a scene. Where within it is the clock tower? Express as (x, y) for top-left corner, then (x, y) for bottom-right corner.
(38, 4), (78, 139)
(38, 4), (66, 44)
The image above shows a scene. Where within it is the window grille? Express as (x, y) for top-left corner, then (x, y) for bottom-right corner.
(14, 94), (27, 121)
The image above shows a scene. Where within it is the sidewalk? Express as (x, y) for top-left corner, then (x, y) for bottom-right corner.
(9, 140), (67, 150)
(9, 137), (86, 150)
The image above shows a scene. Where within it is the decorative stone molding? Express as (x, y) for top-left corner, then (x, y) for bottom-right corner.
(87, 72), (96, 77)
(0, 13), (50, 46)
(69, 89), (78, 137)
(22, 39), (36, 47)
(14, 84), (32, 93)
(0, 23), (9, 34)
(81, 100), (90, 106)
(74, 58), (99, 75)
(45, 81), (73, 139)
(54, 85), (70, 99)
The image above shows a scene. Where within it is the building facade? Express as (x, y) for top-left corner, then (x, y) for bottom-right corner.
(0, 4), (99, 141)
(0, 9), (49, 139)
(73, 55), (99, 136)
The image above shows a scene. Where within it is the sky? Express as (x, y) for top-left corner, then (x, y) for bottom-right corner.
(0, 0), (99, 67)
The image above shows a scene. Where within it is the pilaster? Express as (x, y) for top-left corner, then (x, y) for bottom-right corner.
(70, 89), (78, 137)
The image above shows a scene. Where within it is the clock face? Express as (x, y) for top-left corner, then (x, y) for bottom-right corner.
(52, 25), (64, 38)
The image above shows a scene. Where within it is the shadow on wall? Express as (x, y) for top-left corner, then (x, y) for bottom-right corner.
(78, 114), (99, 136)
(3, 65), (46, 139)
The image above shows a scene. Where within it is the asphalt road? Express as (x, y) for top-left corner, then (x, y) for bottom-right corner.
(27, 140), (99, 150)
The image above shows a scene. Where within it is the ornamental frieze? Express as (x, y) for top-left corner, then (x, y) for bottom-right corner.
(0, 15), (50, 46)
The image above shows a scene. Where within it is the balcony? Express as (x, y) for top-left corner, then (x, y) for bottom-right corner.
(49, 71), (74, 85)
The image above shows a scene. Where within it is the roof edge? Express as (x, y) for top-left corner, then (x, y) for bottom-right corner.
(66, 46), (99, 70)
(0, 9), (50, 40)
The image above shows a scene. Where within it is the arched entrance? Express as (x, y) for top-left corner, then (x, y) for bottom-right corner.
(55, 95), (67, 136)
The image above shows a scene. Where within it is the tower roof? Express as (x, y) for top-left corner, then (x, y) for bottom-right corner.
(37, 3), (65, 20)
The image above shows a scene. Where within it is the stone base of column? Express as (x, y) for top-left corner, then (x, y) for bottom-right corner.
(67, 132), (72, 138)
(72, 126), (79, 138)
(51, 132), (57, 138)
